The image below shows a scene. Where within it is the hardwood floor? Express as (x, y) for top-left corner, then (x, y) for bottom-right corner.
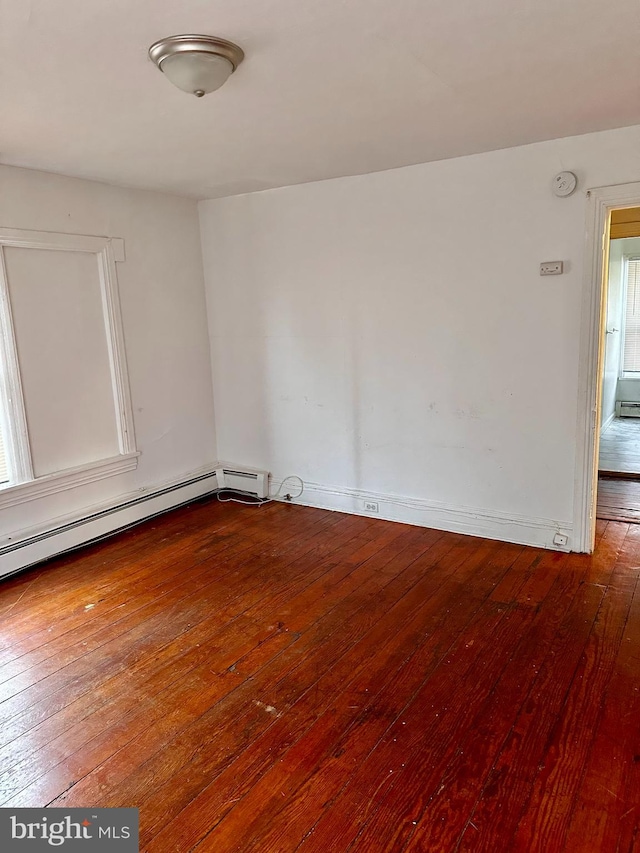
(599, 417), (640, 476)
(0, 498), (638, 852)
(597, 476), (640, 522)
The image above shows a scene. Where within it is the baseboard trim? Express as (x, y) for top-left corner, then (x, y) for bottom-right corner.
(0, 465), (220, 580)
(1, 464), (574, 580)
(601, 411), (616, 432)
(270, 477), (573, 551)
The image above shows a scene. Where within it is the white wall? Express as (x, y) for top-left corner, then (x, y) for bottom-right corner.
(199, 124), (640, 550)
(601, 240), (625, 428)
(0, 164), (217, 541)
(617, 378), (640, 403)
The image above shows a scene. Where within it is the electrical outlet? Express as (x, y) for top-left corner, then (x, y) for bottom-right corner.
(363, 501), (379, 513)
(553, 532), (569, 547)
(540, 261), (564, 276)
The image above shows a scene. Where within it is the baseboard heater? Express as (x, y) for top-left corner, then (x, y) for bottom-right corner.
(0, 464), (271, 581)
(0, 469), (222, 581)
(215, 465), (269, 499)
(616, 401), (640, 418)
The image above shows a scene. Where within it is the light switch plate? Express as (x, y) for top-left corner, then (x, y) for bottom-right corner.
(540, 261), (563, 276)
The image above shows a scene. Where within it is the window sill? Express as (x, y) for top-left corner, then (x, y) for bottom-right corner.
(0, 452), (140, 510)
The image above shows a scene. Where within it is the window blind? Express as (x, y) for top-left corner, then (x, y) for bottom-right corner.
(623, 258), (640, 373)
(611, 208), (640, 240)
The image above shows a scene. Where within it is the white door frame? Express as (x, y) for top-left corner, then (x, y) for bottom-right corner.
(574, 181), (640, 552)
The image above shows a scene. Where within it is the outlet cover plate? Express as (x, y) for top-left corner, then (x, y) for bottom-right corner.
(540, 261), (564, 276)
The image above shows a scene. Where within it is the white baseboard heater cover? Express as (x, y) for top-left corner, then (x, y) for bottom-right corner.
(0, 468), (221, 581)
(616, 401), (640, 418)
(214, 465), (269, 499)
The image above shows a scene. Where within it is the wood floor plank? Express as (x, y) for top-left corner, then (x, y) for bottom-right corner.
(349, 555), (595, 853)
(0, 507), (296, 665)
(1, 502), (638, 852)
(196, 543), (527, 853)
(0, 514), (340, 747)
(597, 476), (640, 523)
(142, 536), (506, 851)
(0, 511), (348, 794)
(3, 506), (318, 650)
(281, 555), (546, 853)
(595, 519), (609, 546)
(39, 520), (421, 810)
(452, 526), (633, 851)
(509, 554), (639, 849)
(0, 504), (342, 701)
(562, 547), (640, 851)
(0, 503), (333, 666)
(0, 512), (371, 803)
(393, 524), (629, 853)
(140, 531), (469, 850)
(0, 500), (309, 664)
(0, 498), (249, 626)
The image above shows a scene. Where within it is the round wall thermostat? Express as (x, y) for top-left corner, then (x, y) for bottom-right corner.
(552, 171), (578, 197)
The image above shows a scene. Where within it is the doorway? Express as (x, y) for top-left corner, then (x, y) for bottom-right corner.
(574, 182), (640, 552)
(597, 208), (640, 522)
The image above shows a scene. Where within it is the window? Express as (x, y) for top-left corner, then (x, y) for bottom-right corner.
(0, 227), (138, 508)
(622, 257), (640, 376)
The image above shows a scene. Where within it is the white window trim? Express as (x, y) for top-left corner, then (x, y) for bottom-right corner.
(0, 245), (33, 482)
(0, 452), (139, 509)
(0, 227), (138, 502)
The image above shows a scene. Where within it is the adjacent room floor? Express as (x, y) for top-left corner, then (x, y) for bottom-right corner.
(599, 416), (640, 476)
(597, 477), (640, 522)
(0, 498), (638, 852)
(598, 417), (640, 523)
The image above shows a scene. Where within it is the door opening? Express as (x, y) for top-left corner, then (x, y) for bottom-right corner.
(597, 210), (640, 521)
(575, 182), (640, 551)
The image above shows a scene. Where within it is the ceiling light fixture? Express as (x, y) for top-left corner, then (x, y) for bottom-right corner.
(149, 34), (244, 98)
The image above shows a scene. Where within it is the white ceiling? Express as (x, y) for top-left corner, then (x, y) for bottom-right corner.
(1, 0), (639, 199)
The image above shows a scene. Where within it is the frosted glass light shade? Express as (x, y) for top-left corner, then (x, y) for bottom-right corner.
(160, 52), (234, 96)
(149, 35), (244, 98)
